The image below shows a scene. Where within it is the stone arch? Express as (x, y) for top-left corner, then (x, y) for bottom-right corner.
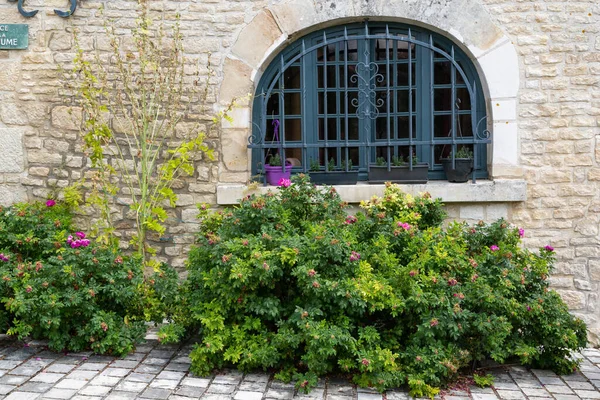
(218, 0), (520, 182)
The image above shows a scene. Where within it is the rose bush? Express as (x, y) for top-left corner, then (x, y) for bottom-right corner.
(180, 175), (586, 396)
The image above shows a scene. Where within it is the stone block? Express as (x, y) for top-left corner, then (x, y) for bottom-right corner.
(51, 106), (82, 131)
(219, 57), (253, 106)
(0, 103), (28, 125)
(556, 290), (586, 309)
(0, 128), (25, 173)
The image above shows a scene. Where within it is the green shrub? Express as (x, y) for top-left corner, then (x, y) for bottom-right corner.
(184, 175), (586, 396)
(0, 201), (179, 356)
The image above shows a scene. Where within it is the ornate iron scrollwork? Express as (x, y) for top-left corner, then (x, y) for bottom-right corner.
(350, 61), (385, 121)
(8, 0), (77, 18)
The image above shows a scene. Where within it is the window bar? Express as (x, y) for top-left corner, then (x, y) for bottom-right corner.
(427, 34), (435, 172)
(385, 26), (391, 171)
(261, 94), (268, 185)
(335, 41), (342, 169)
(451, 46), (457, 171)
(344, 28), (350, 172)
(279, 55), (286, 174)
(301, 39), (308, 174)
(364, 22), (372, 171)
(408, 29), (414, 171)
(472, 81), (478, 183)
(323, 32), (329, 171)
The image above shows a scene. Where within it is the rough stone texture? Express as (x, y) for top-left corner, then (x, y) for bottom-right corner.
(1, 0), (600, 341)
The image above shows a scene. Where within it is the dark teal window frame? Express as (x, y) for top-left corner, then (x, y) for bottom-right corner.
(250, 22), (489, 182)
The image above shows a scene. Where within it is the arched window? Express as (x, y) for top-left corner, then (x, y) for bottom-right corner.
(250, 21), (489, 183)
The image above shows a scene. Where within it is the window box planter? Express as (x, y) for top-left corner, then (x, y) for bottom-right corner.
(441, 158), (473, 183)
(309, 171), (359, 185)
(264, 163), (292, 186)
(368, 163), (429, 184)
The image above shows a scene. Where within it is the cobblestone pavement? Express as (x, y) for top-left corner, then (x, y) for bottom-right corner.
(0, 335), (597, 400)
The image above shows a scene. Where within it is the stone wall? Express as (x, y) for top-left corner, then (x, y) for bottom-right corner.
(1, 0), (600, 342)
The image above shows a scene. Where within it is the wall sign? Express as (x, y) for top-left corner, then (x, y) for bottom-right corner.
(7, 0), (77, 18)
(0, 24), (28, 50)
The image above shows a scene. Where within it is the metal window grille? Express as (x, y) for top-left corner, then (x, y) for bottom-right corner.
(249, 22), (491, 183)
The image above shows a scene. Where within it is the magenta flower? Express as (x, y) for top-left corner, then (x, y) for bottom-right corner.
(527, 305), (531, 311)
(350, 251), (361, 262)
(397, 222), (411, 230)
(25, 286), (32, 293)
(46, 199), (56, 207)
(544, 245), (554, 252)
(489, 245), (499, 252)
(278, 178), (291, 187)
(75, 231), (86, 239)
(0, 254), (8, 262)
(345, 215), (357, 225)
(518, 228), (524, 238)
(447, 278), (458, 286)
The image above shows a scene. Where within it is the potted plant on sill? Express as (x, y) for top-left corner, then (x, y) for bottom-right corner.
(441, 147), (473, 183)
(263, 153), (292, 186)
(368, 155), (429, 184)
(308, 158), (359, 185)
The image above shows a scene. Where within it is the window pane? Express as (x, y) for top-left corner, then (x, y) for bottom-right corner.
(318, 118), (338, 141)
(266, 93), (279, 115)
(375, 39), (394, 61)
(347, 40), (358, 61)
(434, 115), (452, 138)
(434, 88), (452, 111)
(397, 116), (416, 139)
(339, 118), (359, 141)
(375, 117), (394, 140)
(396, 90), (416, 113)
(397, 63), (416, 86)
(458, 114), (473, 137)
(284, 93), (301, 115)
(396, 41), (415, 60)
(456, 88), (471, 110)
(434, 61), (451, 85)
(318, 65), (337, 88)
(376, 91), (391, 113)
(284, 66), (301, 89)
(375, 64), (389, 87)
(283, 119), (302, 142)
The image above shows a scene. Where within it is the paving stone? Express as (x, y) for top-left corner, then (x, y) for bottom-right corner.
(88, 375), (120, 386)
(0, 362), (22, 370)
(150, 379), (180, 390)
(180, 377), (211, 388)
(239, 381), (268, 391)
(205, 384), (235, 394)
(242, 373), (270, 383)
(383, 392), (408, 400)
(4, 393), (40, 400)
(325, 396), (353, 400)
(357, 393), (382, 400)
(211, 374), (242, 385)
(538, 376), (565, 385)
(65, 371), (97, 381)
(135, 365), (163, 374)
(127, 373), (156, 383)
(327, 384), (354, 396)
(115, 380), (148, 392)
(109, 360), (139, 369)
(156, 371), (186, 381)
(0, 376), (29, 386)
(148, 351), (176, 359)
(76, 364), (107, 372)
(163, 363), (190, 372)
(495, 389), (525, 400)
(513, 379), (543, 388)
(574, 390), (600, 399)
(101, 368), (131, 378)
(78, 386), (112, 396)
(142, 359), (170, 367)
(40, 388), (77, 399)
(265, 388), (295, 399)
(15, 384), (51, 394)
(201, 395), (236, 400)
(553, 396), (582, 400)
(271, 381), (296, 390)
(471, 387), (495, 394)
(43, 365), (74, 374)
(493, 382), (519, 391)
(234, 391), (264, 400)
(104, 392), (138, 400)
(174, 386), (205, 397)
(585, 373), (600, 381)
(569, 382), (597, 390)
(30, 374), (64, 384)
(545, 385), (575, 394)
(54, 379), (87, 390)
(9, 366), (43, 376)
(139, 387), (172, 399)
(521, 387), (550, 397)
(70, 396), (102, 400)
(471, 394), (499, 400)
(294, 388), (326, 399)
(0, 385), (15, 395)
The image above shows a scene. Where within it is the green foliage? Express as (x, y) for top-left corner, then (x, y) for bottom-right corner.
(268, 153), (283, 167)
(67, 1), (220, 267)
(181, 175), (588, 393)
(455, 147), (474, 159)
(473, 373), (494, 388)
(0, 201), (180, 355)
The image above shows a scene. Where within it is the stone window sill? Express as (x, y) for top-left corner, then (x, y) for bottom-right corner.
(216, 179), (527, 205)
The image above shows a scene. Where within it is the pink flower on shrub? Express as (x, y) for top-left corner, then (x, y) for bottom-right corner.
(397, 222), (411, 230)
(350, 251), (361, 262)
(46, 200), (56, 207)
(544, 245), (554, 252)
(0, 254), (8, 262)
(518, 228), (524, 238)
(25, 286), (32, 293)
(489, 245), (499, 252)
(345, 215), (357, 225)
(278, 178), (291, 187)
(447, 278), (458, 286)
(75, 232), (86, 239)
(430, 318), (438, 327)
(409, 270), (418, 277)
(471, 274), (478, 282)
(527, 305), (531, 311)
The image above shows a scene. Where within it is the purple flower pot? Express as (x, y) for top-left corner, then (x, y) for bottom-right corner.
(264, 163), (291, 185)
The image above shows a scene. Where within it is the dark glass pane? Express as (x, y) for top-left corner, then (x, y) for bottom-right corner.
(347, 40), (358, 61)
(266, 93), (280, 115)
(396, 40), (415, 60)
(347, 91), (358, 114)
(396, 90), (416, 113)
(375, 117), (393, 140)
(434, 61), (451, 85)
(348, 147), (359, 166)
(318, 92), (338, 115)
(318, 65), (337, 88)
(347, 64), (359, 88)
(435, 144), (473, 164)
(318, 148), (337, 168)
(434, 115), (453, 138)
(434, 88), (452, 111)
(375, 91), (391, 113)
(318, 118), (338, 141)
(397, 116), (415, 139)
(458, 114), (473, 137)
(375, 64), (389, 87)
(283, 119), (302, 142)
(375, 39), (394, 61)
(340, 118), (359, 141)
(284, 93), (301, 115)
(456, 88), (471, 111)
(284, 66), (301, 89)
(397, 62), (416, 86)
(456, 61), (466, 84)
(316, 44), (337, 62)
